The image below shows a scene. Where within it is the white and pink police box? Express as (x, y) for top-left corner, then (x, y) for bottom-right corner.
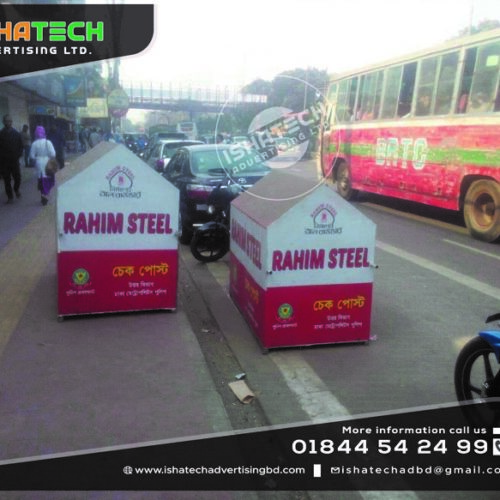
(229, 170), (376, 350)
(56, 142), (179, 317)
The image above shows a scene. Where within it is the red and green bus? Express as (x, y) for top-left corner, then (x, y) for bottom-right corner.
(321, 28), (500, 242)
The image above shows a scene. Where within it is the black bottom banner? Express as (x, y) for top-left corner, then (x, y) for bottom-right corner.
(2, 401), (500, 491)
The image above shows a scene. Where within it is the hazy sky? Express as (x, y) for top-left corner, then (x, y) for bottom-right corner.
(118, 0), (500, 89)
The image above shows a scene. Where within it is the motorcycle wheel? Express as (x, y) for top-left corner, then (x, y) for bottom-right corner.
(454, 336), (500, 401)
(190, 227), (229, 262)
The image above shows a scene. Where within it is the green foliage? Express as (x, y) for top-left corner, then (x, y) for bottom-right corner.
(200, 67), (328, 136)
(241, 78), (273, 95)
(243, 68), (328, 112)
(457, 19), (500, 37)
(268, 68), (329, 111)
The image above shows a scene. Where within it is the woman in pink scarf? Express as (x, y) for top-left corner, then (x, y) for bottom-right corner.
(29, 125), (56, 205)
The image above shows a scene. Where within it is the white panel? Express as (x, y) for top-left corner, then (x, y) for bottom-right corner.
(57, 145), (179, 252)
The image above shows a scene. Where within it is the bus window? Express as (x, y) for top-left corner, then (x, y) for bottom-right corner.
(356, 74), (367, 120)
(347, 77), (358, 121)
(468, 41), (500, 113)
(380, 65), (402, 119)
(398, 62), (417, 117)
(335, 80), (349, 123)
(415, 56), (438, 116)
(357, 71), (384, 120)
(435, 52), (459, 115)
(456, 47), (477, 113)
(336, 77), (358, 122)
(373, 71), (384, 119)
(325, 83), (338, 128)
(327, 82), (338, 102)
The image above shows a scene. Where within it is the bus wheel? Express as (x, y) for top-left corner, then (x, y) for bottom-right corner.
(336, 161), (357, 200)
(464, 180), (500, 242)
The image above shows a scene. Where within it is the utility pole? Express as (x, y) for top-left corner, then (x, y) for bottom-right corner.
(303, 68), (309, 109)
(468, 1), (474, 35)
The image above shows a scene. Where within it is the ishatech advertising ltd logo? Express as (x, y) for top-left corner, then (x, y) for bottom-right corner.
(214, 74), (335, 203)
(0, 19), (104, 56)
(0, 4), (153, 77)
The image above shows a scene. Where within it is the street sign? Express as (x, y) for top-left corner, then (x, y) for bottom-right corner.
(107, 87), (129, 118)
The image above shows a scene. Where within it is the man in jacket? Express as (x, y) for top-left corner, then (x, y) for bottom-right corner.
(48, 124), (66, 170)
(0, 115), (24, 203)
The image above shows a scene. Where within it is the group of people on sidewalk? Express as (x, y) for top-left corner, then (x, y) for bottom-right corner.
(78, 126), (104, 152)
(0, 115), (65, 206)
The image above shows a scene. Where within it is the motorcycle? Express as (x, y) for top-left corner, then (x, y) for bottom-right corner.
(190, 180), (243, 262)
(455, 313), (500, 402)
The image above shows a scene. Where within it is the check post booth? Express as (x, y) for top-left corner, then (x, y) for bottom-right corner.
(56, 142), (179, 317)
(229, 171), (376, 350)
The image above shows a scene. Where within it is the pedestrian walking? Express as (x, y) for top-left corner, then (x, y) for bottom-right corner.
(0, 114), (24, 204)
(47, 124), (66, 170)
(30, 125), (56, 206)
(21, 124), (32, 168)
(89, 127), (101, 148)
(78, 127), (88, 152)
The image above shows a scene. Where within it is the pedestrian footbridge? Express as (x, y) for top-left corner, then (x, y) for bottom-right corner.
(121, 80), (267, 113)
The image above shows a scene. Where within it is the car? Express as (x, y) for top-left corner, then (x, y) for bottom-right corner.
(153, 132), (187, 141)
(163, 144), (271, 243)
(146, 139), (203, 173)
(143, 132), (189, 160)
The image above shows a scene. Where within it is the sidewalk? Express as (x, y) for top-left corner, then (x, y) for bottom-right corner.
(0, 155), (240, 498)
(0, 164), (42, 250)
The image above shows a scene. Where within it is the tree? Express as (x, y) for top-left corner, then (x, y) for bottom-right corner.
(241, 78), (272, 95)
(194, 67), (329, 137)
(243, 68), (329, 112)
(269, 68), (328, 111)
(457, 19), (500, 37)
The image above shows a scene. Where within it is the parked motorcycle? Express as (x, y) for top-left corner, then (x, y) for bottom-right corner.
(455, 313), (500, 402)
(190, 180), (243, 262)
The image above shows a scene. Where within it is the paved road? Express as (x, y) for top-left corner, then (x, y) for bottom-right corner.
(178, 158), (500, 499)
(1, 152), (498, 499)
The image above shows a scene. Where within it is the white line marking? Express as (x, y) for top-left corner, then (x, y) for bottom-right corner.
(443, 239), (500, 262)
(272, 351), (420, 500)
(270, 351), (350, 422)
(377, 241), (500, 300)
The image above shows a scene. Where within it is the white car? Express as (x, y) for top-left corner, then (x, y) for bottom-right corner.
(147, 139), (203, 173)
